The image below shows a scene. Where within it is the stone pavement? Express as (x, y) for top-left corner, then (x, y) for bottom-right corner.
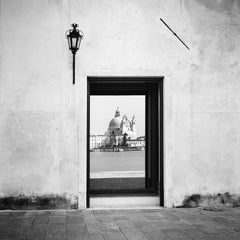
(0, 208), (240, 240)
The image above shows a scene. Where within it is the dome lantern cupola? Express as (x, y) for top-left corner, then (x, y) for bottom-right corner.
(115, 106), (120, 117)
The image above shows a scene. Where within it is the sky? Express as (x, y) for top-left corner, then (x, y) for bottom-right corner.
(90, 96), (145, 137)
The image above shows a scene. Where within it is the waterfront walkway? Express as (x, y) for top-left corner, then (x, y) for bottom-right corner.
(0, 208), (240, 239)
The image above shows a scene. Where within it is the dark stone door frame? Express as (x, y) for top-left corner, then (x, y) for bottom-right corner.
(87, 76), (164, 208)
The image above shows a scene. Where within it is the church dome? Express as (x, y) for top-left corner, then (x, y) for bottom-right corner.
(109, 116), (122, 129)
(109, 107), (122, 129)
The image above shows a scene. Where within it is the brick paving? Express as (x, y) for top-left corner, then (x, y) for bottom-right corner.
(0, 208), (240, 239)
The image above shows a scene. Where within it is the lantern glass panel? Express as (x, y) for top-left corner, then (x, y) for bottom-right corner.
(75, 37), (79, 50)
(71, 37), (77, 49)
(77, 38), (81, 49)
(67, 37), (71, 49)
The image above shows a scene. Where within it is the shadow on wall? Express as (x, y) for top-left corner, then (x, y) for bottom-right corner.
(180, 192), (240, 209)
(0, 194), (78, 210)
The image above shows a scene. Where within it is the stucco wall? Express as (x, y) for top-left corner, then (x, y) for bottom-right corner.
(0, 0), (240, 208)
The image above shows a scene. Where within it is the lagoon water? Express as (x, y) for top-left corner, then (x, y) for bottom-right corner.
(90, 151), (145, 173)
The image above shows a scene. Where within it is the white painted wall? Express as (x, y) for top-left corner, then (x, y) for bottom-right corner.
(0, 0), (240, 208)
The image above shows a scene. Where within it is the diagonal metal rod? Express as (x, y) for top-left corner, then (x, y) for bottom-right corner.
(160, 18), (190, 50)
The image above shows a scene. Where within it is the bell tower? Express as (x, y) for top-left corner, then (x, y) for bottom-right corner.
(131, 115), (136, 139)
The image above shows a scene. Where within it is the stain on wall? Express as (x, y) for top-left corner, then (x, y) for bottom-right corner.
(0, 194), (78, 210)
(181, 192), (240, 208)
(194, 0), (240, 13)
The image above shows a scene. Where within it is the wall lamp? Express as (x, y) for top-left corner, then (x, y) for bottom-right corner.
(66, 23), (84, 85)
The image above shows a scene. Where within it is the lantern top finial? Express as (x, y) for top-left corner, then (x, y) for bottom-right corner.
(71, 23), (78, 29)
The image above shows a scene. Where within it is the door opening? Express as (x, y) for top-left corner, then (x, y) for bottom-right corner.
(90, 95), (146, 194)
(87, 77), (163, 208)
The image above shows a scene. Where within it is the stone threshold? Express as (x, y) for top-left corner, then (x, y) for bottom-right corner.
(90, 171), (145, 179)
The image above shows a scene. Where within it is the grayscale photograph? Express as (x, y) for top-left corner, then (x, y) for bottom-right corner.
(0, 0), (240, 239)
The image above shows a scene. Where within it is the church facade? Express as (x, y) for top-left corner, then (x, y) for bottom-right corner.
(106, 107), (136, 147)
(90, 107), (139, 149)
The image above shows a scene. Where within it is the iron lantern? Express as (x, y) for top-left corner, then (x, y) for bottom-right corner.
(66, 23), (84, 84)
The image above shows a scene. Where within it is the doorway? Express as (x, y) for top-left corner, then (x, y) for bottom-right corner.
(87, 77), (163, 208)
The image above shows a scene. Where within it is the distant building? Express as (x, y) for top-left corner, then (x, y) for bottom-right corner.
(127, 139), (145, 148)
(137, 136), (145, 141)
(90, 107), (145, 149)
(89, 135), (107, 150)
(106, 107), (136, 146)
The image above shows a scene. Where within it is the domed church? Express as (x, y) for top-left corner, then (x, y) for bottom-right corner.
(106, 107), (136, 146)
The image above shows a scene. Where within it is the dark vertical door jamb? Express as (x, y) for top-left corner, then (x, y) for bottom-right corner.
(159, 80), (164, 206)
(86, 79), (90, 208)
(145, 93), (148, 188)
(145, 88), (152, 188)
(152, 84), (159, 191)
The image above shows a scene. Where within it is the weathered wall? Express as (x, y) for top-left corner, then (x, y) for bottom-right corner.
(0, 0), (240, 208)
